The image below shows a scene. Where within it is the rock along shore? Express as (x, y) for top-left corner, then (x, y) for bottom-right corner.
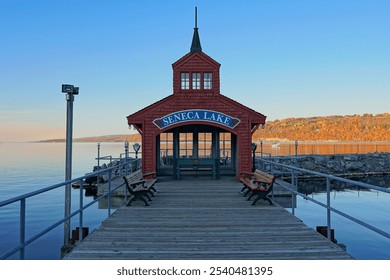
(268, 153), (390, 175)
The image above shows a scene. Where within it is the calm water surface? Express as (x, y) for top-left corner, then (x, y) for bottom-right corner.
(0, 142), (126, 259)
(281, 188), (390, 260)
(0, 142), (389, 259)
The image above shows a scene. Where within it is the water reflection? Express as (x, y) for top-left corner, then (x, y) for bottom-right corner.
(274, 175), (390, 260)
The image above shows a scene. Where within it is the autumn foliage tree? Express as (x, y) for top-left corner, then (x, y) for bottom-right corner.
(254, 113), (390, 142)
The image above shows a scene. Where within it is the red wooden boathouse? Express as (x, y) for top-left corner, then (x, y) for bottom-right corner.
(126, 13), (266, 180)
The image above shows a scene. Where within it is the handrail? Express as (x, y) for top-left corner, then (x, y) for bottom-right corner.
(257, 158), (390, 240)
(95, 155), (114, 163)
(0, 158), (141, 260)
(119, 151), (142, 159)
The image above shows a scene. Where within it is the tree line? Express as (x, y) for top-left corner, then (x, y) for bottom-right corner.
(254, 113), (390, 142)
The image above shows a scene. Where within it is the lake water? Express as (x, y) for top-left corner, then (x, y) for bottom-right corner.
(278, 186), (390, 260)
(0, 142), (389, 260)
(0, 142), (126, 260)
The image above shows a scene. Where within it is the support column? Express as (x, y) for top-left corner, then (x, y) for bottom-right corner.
(173, 131), (179, 179)
(212, 129), (220, 179)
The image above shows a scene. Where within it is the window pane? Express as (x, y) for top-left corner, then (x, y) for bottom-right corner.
(179, 133), (193, 158)
(219, 132), (232, 166)
(198, 132), (212, 158)
(192, 73), (201, 90)
(204, 72), (212, 89)
(160, 133), (174, 166)
(181, 73), (189, 90)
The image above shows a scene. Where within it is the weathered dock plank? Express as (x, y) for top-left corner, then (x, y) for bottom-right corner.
(65, 177), (352, 260)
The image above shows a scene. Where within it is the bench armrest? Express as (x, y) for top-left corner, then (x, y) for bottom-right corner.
(130, 179), (146, 188)
(143, 171), (156, 179)
(240, 172), (253, 178)
(254, 179), (271, 184)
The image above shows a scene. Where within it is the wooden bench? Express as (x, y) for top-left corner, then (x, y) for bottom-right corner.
(240, 169), (276, 205)
(123, 170), (157, 206)
(176, 158), (218, 179)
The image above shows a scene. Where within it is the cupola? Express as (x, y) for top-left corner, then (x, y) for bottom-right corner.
(172, 7), (221, 95)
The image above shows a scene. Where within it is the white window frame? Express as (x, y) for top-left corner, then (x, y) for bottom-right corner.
(192, 72), (201, 90)
(204, 72), (212, 89)
(181, 73), (190, 90)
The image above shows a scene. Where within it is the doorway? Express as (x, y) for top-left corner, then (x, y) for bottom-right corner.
(156, 124), (236, 178)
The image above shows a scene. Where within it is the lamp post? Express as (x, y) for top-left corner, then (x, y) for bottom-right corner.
(259, 139), (263, 158)
(251, 142), (257, 172)
(133, 143), (140, 159)
(97, 142), (101, 168)
(124, 141), (129, 157)
(61, 84), (79, 254)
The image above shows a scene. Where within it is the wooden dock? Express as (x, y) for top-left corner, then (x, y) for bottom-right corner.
(65, 177), (353, 260)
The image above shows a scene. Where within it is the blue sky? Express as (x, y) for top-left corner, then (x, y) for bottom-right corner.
(0, 0), (389, 141)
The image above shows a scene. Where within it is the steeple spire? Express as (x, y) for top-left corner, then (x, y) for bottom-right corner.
(190, 7), (202, 53)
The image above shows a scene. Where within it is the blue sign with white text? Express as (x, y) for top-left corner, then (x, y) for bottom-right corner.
(153, 110), (240, 129)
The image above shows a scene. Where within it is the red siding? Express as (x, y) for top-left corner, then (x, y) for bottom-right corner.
(173, 52), (220, 95)
(138, 94), (259, 179)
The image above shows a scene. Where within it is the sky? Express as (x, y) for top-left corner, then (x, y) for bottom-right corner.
(0, 0), (389, 142)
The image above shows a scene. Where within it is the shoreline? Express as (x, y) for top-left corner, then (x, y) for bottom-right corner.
(269, 153), (390, 176)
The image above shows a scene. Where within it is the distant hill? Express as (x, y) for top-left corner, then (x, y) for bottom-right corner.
(38, 133), (141, 143)
(39, 113), (390, 143)
(254, 113), (390, 142)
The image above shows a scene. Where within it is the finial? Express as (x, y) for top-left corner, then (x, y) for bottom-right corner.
(190, 7), (202, 52)
(195, 6), (198, 29)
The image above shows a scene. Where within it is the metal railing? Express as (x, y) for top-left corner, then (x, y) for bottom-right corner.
(257, 158), (390, 241)
(254, 142), (390, 157)
(97, 155), (114, 165)
(0, 158), (141, 260)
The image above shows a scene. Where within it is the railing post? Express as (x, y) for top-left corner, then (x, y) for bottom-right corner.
(326, 177), (331, 240)
(79, 179), (84, 243)
(108, 169), (112, 216)
(291, 170), (295, 216)
(20, 198), (26, 260)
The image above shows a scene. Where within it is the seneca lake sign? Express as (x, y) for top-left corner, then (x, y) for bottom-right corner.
(153, 109), (241, 130)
